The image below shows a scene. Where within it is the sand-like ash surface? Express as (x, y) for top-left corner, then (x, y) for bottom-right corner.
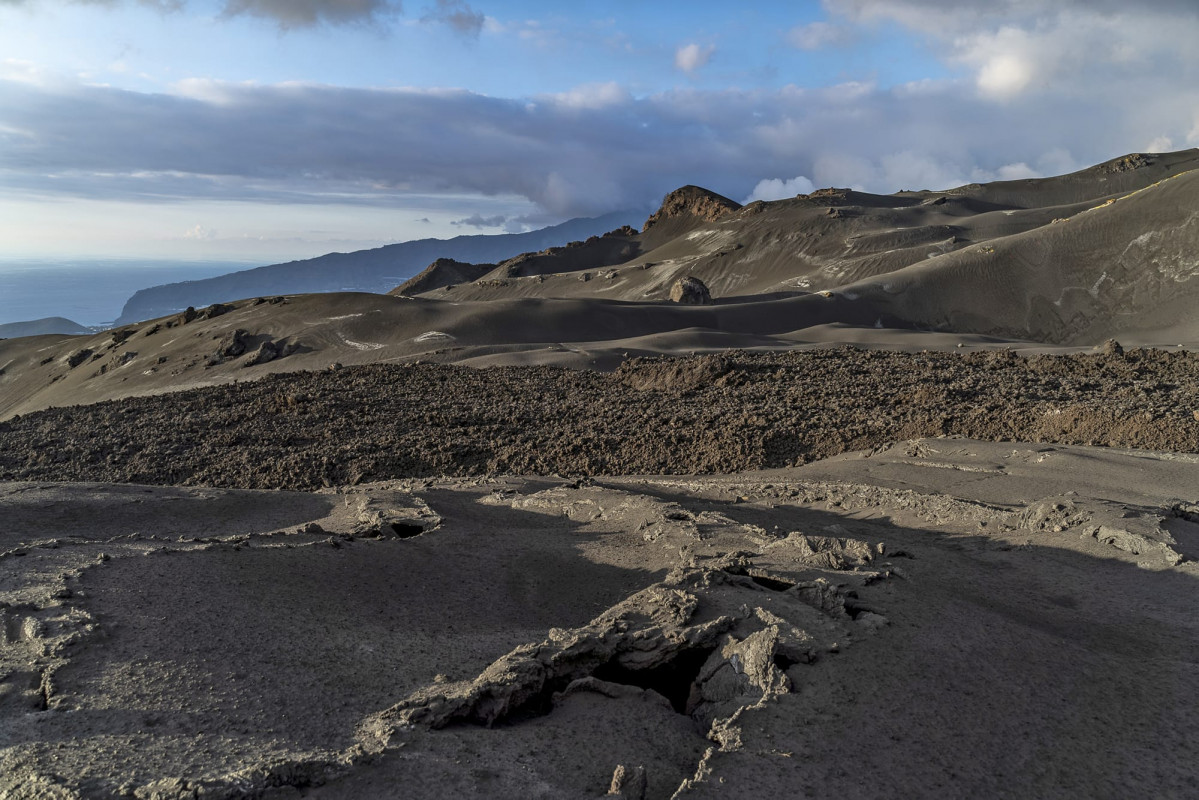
(2, 347), (1199, 490)
(2, 439), (1198, 798)
(5, 149), (1199, 798)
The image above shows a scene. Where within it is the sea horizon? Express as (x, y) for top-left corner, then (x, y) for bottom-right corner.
(0, 257), (263, 329)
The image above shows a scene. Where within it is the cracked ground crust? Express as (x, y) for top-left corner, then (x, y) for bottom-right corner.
(3, 438), (1199, 798)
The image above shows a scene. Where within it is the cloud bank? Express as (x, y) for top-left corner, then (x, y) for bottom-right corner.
(0, 0), (487, 29)
(221, 0), (399, 28)
(2, 66), (1197, 221)
(1, 0), (1198, 227)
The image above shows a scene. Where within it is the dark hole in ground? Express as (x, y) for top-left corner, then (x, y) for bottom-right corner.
(387, 522), (425, 538)
(592, 646), (717, 714)
(749, 573), (795, 592)
(720, 566), (795, 593)
(842, 594), (883, 620)
(773, 653), (801, 671)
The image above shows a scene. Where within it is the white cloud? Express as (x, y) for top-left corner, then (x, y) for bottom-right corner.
(828, 0), (1199, 104)
(1, 57), (1196, 224)
(182, 224), (218, 239)
(547, 81), (629, 111)
(879, 151), (968, 192)
(674, 43), (715, 74)
(743, 176), (816, 203)
(995, 162), (1039, 181)
(1145, 136), (1174, 153)
(812, 154), (875, 191)
(786, 21), (851, 51)
(451, 213), (506, 228)
(975, 52), (1034, 99)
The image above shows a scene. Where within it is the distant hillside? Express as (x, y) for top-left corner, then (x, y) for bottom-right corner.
(116, 212), (637, 324)
(0, 317), (90, 339)
(410, 149), (1199, 344)
(6, 149), (1199, 421)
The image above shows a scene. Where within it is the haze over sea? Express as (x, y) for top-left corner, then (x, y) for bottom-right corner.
(0, 259), (255, 329)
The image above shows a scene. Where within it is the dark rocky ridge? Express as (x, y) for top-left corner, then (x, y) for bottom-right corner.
(3, 348), (1198, 490)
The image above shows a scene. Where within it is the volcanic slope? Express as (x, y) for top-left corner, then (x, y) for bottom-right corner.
(2, 149), (1199, 420)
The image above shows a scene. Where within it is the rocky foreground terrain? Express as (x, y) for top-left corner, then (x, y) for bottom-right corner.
(4, 148), (1199, 799)
(2, 346), (1198, 490)
(2, 435), (1197, 798)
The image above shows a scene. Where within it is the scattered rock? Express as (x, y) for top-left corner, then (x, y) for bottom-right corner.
(109, 328), (135, 347)
(669, 276), (712, 305)
(243, 341), (278, 367)
(208, 329), (249, 365)
(220, 329), (249, 358)
(65, 348), (93, 368)
(201, 303), (233, 320)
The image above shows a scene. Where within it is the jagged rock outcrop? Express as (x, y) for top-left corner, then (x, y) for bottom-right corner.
(643, 186), (741, 232)
(1102, 152), (1153, 174)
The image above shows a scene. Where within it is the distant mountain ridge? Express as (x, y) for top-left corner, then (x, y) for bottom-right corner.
(115, 212), (637, 324)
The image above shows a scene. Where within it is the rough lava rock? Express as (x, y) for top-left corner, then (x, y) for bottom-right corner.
(669, 276), (713, 305)
(643, 186), (741, 232)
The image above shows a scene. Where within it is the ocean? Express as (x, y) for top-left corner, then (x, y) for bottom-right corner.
(0, 259), (257, 328)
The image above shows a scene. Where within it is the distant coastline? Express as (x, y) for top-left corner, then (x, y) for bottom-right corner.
(0, 259), (257, 329)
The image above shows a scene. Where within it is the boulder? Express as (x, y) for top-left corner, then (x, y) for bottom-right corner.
(243, 340), (279, 367)
(669, 276), (712, 305)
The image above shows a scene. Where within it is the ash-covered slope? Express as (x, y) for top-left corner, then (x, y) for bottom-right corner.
(115, 211), (637, 325)
(409, 150), (1199, 345)
(3, 149), (1198, 419)
(853, 166), (1199, 343)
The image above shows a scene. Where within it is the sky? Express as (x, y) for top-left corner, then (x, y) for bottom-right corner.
(1, 0), (1198, 261)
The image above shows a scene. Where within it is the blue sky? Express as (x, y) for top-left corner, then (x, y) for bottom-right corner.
(2, 0), (1198, 260)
